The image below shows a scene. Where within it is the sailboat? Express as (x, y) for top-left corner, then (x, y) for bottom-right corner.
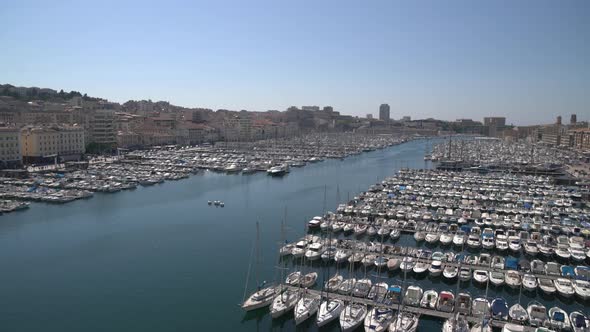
(241, 222), (278, 311)
(388, 311), (419, 332)
(294, 291), (321, 325)
(270, 288), (300, 318)
(340, 238), (368, 332)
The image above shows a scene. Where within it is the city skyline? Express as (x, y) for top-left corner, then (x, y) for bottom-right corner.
(1, 0), (589, 125)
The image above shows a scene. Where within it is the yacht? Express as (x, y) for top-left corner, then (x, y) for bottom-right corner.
(364, 307), (394, 332)
(267, 164), (289, 176)
(404, 285), (423, 307)
(294, 293), (321, 325)
(304, 242), (324, 261)
(241, 286), (277, 311)
(270, 288), (300, 318)
(316, 298), (344, 327)
(339, 303), (368, 332)
(325, 274), (343, 292)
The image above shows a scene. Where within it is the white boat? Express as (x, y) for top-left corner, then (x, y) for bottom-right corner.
(473, 270), (488, 284)
(570, 311), (590, 332)
(471, 297), (490, 317)
(364, 307), (394, 332)
(429, 260), (443, 277)
(304, 242), (324, 261)
(270, 288), (300, 318)
(291, 240), (307, 258)
(368, 282), (388, 302)
(352, 278), (372, 298)
(307, 216), (322, 229)
(400, 257), (415, 273)
(279, 243), (294, 256)
(489, 271), (505, 286)
(294, 293), (321, 325)
(339, 278), (357, 295)
(467, 234), (481, 248)
(548, 306), (571, 331)
(412, 261), (429, 274)
(508, 236), (521, 253)
(442, 313), (470, 332)
(522, 274), (538, 291)
(573, 279), (590, 300)
(538, 278), (556, 295)
(527, 301), (548, 327)
(496, 239), (509, 251)
(440, 232), (453, 245)
(509, 303), (529, 323)
(387, 258), (401, 271)
(300, 272), (318, 288)
(420, 289), (438, 309)
(241, 286), (277, 311)
(481, 237), (495, 250)
(317, 298), (344, 327)
(267, 164), (289, 176)
(554, 278), (575, 297)
(354, 224), (368, 236)
(470, 323), (492, 332)
(453, 231), (466, 246)
(339, 303), (368, 332)
(414, 231), (426, 242)
(425, 232), (440, 244)
(388, 311), (419, 332)
(437, 291), (455, 312)
(443, 264), (458, 279)
(404, 285), (423, 307)
(334, 249), (351, 263)
(459, 267), (471, 282)
(524, 240), (539, 256)
(505, 270), (521, 289)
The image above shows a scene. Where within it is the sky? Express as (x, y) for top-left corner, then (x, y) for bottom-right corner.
(1, 0), (589, 125)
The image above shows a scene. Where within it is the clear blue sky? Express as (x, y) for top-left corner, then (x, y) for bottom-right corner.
(1, 0), (588, 125)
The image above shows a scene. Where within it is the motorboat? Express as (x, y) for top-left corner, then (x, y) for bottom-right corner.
(471, 297), (490, 317)
(334, 249), (351, 263)
(442, 313), (470, 332)
(538, 278), (556, 295)
(364, 307), (394, 332)
(367, 225), (377, 237)
(459, 267), (471, 282)
(414, 231), (426, 242)
(473, 270), (488, 284)
(374, 256), (388, 269)
(413, 261), (429, 274)
(482, 236), (495, 250)
(470, 323), (492, 332)
(495, 239), (509, 252)
(554, 278), (575, 297)
(527, 301), (548, 327)
(270, 288), (300, 318)
(368, 282), (388, 302)
(545, 262), (561, 276)
(325, 274), (344, 292)
(531, 259), (545, 274)
(387, 258), (401, 271)
(491, 297), (509, 320)
(388, 311), (419, 332)
(241, 285), (277, 311)
(443, 264), (458, 279)
(300, 272), (318, 288)
(491, 255), (505, 269)
(522, 274), (538, 291)
(294, 293), (321, 325)
(467, 234), (481, 248)
(509, 303), (529, 323)
(338, 278), (357, 295)
(453, 231), (466, 246)
(404, 285), (423, 307)
(456, 293), (472, 315)
(389, 229), (400, 240)
(291, 240), (307, 258)
(570, 311), (590, 332)
(354, 224), (368, 236)
(339, 302), (368, 332)
(488, 270), (504, 286)
(573, 279), (590, 300)
(279, 242), (294, 256)
(425, 232), (440, 244)
(317, 298), (344, 327)
(429, 260), (443, 277)
(305, 242), (324, 261)
(440, 232), (453, 245)
(508, 236), (521, 253)
(478, 253), (491, 267)
(548, 306), (571, 331)
(555, 245), (572, 261)
(383, 285), (402, 306)
(420, 289), (438, 309)
(352, 278), (372, 298)
(286, 271), (302, 286)
(307, 216), (322, 229)
(400, 257), (415, 273)
(436, 290), (455, 312)
(505, 270), (521, 289)
(362, 254), (377, 267)
(524, 240), (539, 256)
(267, 164), (289, 176)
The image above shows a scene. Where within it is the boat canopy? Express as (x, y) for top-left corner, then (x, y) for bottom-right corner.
(388, 286), (401, 292)
(561, 265), (575, 277)
(460, 225), (471, 232)
(552, 311), (565, 322)
(505, 258), (518, 270)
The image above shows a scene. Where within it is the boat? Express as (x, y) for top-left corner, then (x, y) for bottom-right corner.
(368, 282), (389, 302)
(522, 274), (538, 291)
(505, 270), (522, 289)
(570, 311), (590, 332)
(440, 232), (453, 245)
(317, 298), (344, 327)
(241, 222), (277, 311)
(414, 231), (426, 242)
(340, 302), (368, 332)
(443, 264), (458, 279)
(459, 266), (471, 282)
(387, 258), (401, 271)
(524, 240), (539, 256)
(307, 216), (322, 229)
(352, 278), (372, 298)
(400, 257), (415, 273)
(270, 288), (300, 318)
(531, 259), (545, 274)
(325, 274), (344, 292)
(300, 272), (317, 288)
(404, 285), (423, 307)
(548, 306), (571, 331)
(453, 230), (466, 246)
(388, 311), (419, 332)
(338, 278), (357, 295)
(489, 271), (505, 286)
(383, 285), (402, 306)
(267, 164), (289, 176)
(509, 303), (529, 323)
(425, 232), (440, 244)
(413, 261), (429, 274)
(437, 290), (455, 313)
(508, 236), (521, 253)
(456, 292), (472, 315)
(473, 270), (488, 284)
(573, 279), (590, 300)
(294, 293), (321, 325)
(554, 278), (575, 297)
(420, 289), (438, 309)
(491, 297), (509, 320)
(472, 297), (490, 317)
(364, 307), (394, 332)
(304, 242), (324, 261)
(491, 255), (505, 269)
(389, 229), (400, 240)
(442, 313), (470, 332)
(470, 323), (492, 332)
(538, 278), (556, 295)
(527, 301), (548, 327)
(429, 260), (443, 277)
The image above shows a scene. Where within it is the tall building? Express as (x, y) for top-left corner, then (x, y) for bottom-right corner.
(20, 125), (85, 163)
(483, 117), (506, 127)
(556, 115), (562, 125)
(89, 109), (117, 147)
(379, 104), (390, 121)
(301, 106), (320, 112)
(571, 114), (577, 124)
(366, 114), (373, 119)
(0, 126), (22, 168)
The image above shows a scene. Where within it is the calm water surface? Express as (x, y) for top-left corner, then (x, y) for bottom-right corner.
(0, 139), (585, 331)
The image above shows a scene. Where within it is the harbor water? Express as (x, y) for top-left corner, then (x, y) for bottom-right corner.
(0, 139), (584, 331)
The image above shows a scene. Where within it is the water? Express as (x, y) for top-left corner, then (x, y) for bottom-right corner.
(0, 139), (585, 331)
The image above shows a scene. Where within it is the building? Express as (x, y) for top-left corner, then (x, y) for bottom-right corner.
(483, 117), (506, 127)
(301, 106), (320, 112)
(0, 126), (22, 168)
(379, 104), (390, 121)
(89, 109), (117, 148)
(402, 116), (411, 122)
(223, 115), (252, 141)
(572, 128), (590, 151)
(20, 125), (85, 163)
(556, 115), (562, 125)
(571, 114), (577, 124)
(366, 114), (373, 119)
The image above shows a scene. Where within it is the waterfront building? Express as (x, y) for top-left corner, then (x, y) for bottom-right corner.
(572, 128), (590, 151)
(379, 104), (390, 121)
(20, 125), (85, 163)
(0, 126), (22, 168)
(89, 109), (117, 148)
(483, 117), (506, 127)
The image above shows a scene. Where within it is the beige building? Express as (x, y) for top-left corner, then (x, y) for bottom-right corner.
(89, 109), (117, 147)
(0, 126), (22, 167)
(20, 125), (85, 163)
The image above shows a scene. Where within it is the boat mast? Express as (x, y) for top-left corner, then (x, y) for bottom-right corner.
(242, 239), (256, 303)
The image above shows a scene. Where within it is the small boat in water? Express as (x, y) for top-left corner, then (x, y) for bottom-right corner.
(404, 285), (423, 307)
(509, 303), (529, 323)
(316, 298), (344, 327)
(324, 274), (343, 292)
(527, 301), (548, 327)
(364, 307), (394, 332)
(437, 290), (455, 313)
(491, 297), (509, 320)
(388, 311), (419, 332)
(548, 306), (571, 331)
(420, 289), (438, 309)
(471, 297), (490, 317)
(570, 311), (590, 332)
(339, 302), (367, 332)
(442, 313), (470, 332)
(538, 278), (556, 295)
(294, 292), (321, 325)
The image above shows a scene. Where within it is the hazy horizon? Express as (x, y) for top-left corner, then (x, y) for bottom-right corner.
(1, 0), (588, 126)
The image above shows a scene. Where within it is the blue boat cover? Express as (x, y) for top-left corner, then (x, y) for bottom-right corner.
(561, 265), (575, 277)
(505, 258), (518, 270)
(388, 286), (401, 292)
(553, 311), (565, 322)
(460, 225), (471, 232)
